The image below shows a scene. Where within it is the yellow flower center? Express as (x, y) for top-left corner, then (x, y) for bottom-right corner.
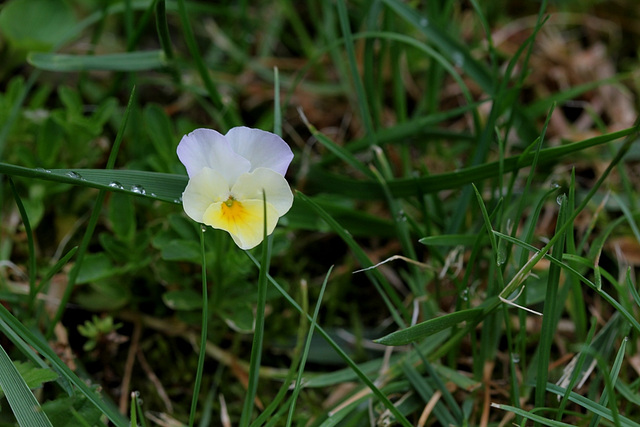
(220, 197), (248, 225)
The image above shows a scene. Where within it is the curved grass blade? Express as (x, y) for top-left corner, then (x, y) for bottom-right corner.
(8, 179), (36, 305)
(0, 345), (53, 427)
(375, 309), (483, 346)
(28, 50), (166, 72)
(307, 126), (636, 199)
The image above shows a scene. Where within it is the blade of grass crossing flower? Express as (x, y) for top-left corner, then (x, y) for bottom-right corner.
(8, 179), (36, 307)
(244, 252), (413, 427)
(285, 266), (333, 426)
(535, 194), (569, 418)
(0, 344), (53, 427)
(188, 227), (208, 427)
(46, 87), (136, 338)
(240, 191), (271, 427)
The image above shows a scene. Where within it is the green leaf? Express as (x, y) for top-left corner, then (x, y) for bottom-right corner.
(0, 345), (53, 427)
(76, 253), (114, 284)
(0, 361), (58, 399)
(108, 192), (136, 242)
(160, 240), (201, 261)
(28, 50), (167, 72)
(375, 308), (483, 346)
(162, 290), (202, 311)
(0, 0), (76, 52)
(219, 302), (255, 333)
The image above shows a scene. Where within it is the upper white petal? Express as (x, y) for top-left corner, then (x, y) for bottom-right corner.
(231, 168), (293, 216)
(226, 127), (293, 176)
(182, 167), (230, 223)
(177, 128), (251, 184)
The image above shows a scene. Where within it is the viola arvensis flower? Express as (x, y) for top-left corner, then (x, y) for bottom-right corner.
(177, 127), (294, 250)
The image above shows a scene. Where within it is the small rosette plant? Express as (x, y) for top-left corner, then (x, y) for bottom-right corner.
(177, 127), (294, 249)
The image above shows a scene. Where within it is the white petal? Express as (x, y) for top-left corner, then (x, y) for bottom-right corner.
(231, 168), (293, 216)
(177, 128), (251, 183)
(182, 167), (230, 223)
(226, 127), (293, 175)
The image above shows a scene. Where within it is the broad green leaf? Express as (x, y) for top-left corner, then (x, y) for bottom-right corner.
(0, 0), (76, 52)
(76, 253), (114, 284)
(162, 290), (202, 311)
(28, 50), (167, 72)
(0, 345), (53, 427)
(376, 308), (483, 346)
(108, 192), (136, 242)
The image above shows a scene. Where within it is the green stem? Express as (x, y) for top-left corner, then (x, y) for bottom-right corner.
(188, 227), (209, 426)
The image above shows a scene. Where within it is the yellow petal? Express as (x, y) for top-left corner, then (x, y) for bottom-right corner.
(202, 199), (279, 250)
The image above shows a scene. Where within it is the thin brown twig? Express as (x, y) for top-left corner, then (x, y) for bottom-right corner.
(119, 318), (142, 414)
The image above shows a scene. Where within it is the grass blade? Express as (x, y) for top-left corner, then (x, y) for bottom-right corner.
(28, 50), (166, 72)
(0, 345), (53, 427)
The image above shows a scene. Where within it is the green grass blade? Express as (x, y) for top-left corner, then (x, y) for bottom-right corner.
(285, 266), (333, 426)
(0, 345), (53, 427)
(535, 194), (569, 414)
(176, 0), (239, 129)
(239, 191), (271, 427)
(307, 126), (636, 199)
(8, 179), (36, 305)
(544, 382), (640, 427)
(244, 252), (413, 427)
(188, 228), (209, 427)
(492, 403), (577, 427)
(28, 50), (166, 71)
(296, 192), (410, 326)
(375, 309), (483, 346)
(0, 306), (128, 426)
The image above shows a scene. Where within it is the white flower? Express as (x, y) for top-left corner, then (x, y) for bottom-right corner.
(177, 127), (294, 249)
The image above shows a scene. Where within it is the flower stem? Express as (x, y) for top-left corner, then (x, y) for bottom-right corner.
(189, 227), (208, 426)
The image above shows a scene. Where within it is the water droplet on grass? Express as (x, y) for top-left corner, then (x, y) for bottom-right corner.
(131, 184), (146, 195)
(66, 171), (82, 179)
(108, 181), (124, 189)
(511, 353), (520, 364)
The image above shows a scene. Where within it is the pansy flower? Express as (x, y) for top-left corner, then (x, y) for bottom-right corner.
(177, 127), (294, 250)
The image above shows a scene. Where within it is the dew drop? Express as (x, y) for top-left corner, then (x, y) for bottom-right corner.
(150, 192), (157, 198)
(556, 195), (564, 205)
(173, 197), (183, 204)
(66, 171), (82, 179)
(36, 167), (52, 174)
(131, 184), (146, 195)
(511, 353), (520, 364)
(396, 210), (407, 222)
(201, 225), (207, 233)
(108, 181), (124, 190)
(460, 289), (469, 302)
